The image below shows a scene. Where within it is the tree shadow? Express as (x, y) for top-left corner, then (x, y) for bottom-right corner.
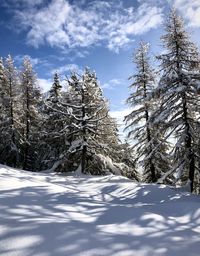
(0, 167), (200, 256)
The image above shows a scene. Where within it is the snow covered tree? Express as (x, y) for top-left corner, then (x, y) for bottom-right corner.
(38, 73), (69, 171)
(0, 58), (6, 120)
(124, 42), (170, 183)
(65, 69), (110, 174)
(48, 72), (62, 103)
(0, 58), (7, 163)
(20, 56), (42, 170)
(116, 141), (140, 181)
(154, 9), (200, 192)
(76, 69), (137, 177)
(0, 55), (20, 167)
(40, 68), (135, 177)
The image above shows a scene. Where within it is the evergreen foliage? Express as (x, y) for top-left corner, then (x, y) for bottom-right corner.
(124, 42), (170, 183)
(20, 57), (42, 170)
(0, 9), (200, 192)
(154, 9), (200, 192)
(0, 55), (20, 167)
(39, 73), (67, 171)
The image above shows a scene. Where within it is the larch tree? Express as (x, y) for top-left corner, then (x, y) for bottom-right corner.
(65, 69), (110, 174)
(79, 69), (137, 177)
(53, 67), (134, 176)
(0, 55), (20, 167)
(124, 42), (169, 183)
(154, 9), (200, 192)
(48, 73), (62, 102)
(0, 58), (7, 163)
(39, 73), (68, 171)
(20, 56), (42, 170)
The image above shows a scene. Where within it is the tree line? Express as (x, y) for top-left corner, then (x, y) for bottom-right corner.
(0, 57), (138, 180)
(0, 9), (200, 194)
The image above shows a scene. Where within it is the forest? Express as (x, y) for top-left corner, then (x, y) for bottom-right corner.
(0, 9), (200, 194)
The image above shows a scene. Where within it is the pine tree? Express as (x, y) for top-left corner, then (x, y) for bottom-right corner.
(154, 9), (200, 192)
(124, 42), (169, 182)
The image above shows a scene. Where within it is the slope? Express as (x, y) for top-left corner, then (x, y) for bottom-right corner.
(0, 165), (199, 256)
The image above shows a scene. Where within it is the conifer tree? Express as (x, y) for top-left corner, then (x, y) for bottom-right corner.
(0, 55), (20, 167)
(0, 58), (7, 163)
(39, 73), (68, 170)
(154, 10), (200, 192)
(66, 69), (109, 174)
(20, 56), (41, 170)
(125, 42), (169, 182)
(48, 73), (62, 103)
(41, 68), (134, 176)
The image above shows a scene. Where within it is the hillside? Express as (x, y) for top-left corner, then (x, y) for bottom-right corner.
(0, 165), (199, 256)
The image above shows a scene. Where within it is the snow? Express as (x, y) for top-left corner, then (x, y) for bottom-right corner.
(0, 165), (200, 256)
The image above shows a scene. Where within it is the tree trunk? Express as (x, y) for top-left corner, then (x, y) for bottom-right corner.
(142, 52), (156, 182)
(182, 92), (195, 193)
(81, 143), (87, 174)
(174, 19), (195, 192)
(81, 86), (87, 173)
(145, 109), (156, 182)
(9, 77), (16, 167)
(23, 82), (30, 170)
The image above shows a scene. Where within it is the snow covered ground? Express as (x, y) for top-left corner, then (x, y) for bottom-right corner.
(0, 165), (199, 256)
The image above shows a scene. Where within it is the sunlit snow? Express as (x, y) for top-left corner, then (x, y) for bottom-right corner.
(0, 165), (199, 256)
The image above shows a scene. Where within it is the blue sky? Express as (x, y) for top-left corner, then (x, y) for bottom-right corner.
(0, 0), (200, 127)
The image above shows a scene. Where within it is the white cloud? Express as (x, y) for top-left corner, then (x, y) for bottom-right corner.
(14, 54), (41, 66)
(110, 108), (131, 124)
(11, 0), (163, 52)
(106, 4), (163, 52)
(170, 0), (200, 27)
(101, 78), (124, 90)
(51, 64), (81, 75)
(38, 78), (52, 92)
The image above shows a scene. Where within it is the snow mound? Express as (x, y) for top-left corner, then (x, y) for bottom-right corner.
(0, 165), (199, 256)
